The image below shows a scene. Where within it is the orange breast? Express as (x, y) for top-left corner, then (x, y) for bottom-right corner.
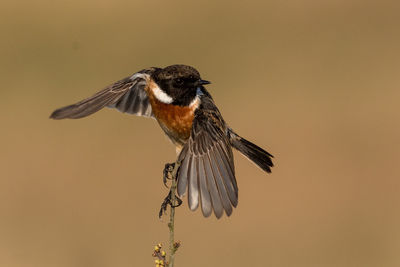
(146, 80), (198, 145)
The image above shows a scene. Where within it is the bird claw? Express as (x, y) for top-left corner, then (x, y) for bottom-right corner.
(159, 162), (182, 218)
(159, 191), (183, 218)
(162, 163), (175, 188)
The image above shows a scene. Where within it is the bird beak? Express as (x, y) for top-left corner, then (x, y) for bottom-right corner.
(198, 79), (211, 85)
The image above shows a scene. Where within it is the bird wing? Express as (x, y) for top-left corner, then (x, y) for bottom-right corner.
(177, 98), (238, 218)
(50, 69), (156, 119)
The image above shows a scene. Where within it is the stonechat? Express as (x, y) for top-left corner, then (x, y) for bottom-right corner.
(50, 64), (274, 218)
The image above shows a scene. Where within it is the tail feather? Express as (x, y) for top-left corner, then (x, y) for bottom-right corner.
(228, 129), (274, 173)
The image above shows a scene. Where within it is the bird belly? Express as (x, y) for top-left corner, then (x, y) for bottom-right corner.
(153, 103), (194, 147)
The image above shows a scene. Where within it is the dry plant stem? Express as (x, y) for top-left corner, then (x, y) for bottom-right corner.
(168, 161), (180, 267)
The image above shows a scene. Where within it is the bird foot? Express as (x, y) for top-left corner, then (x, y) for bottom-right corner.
(159, 191), (183, 218)
(162, 163), (175, 188)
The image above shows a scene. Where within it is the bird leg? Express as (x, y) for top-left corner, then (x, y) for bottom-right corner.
(159, 162), (182, 218)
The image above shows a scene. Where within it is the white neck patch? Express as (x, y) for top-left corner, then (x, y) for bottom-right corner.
(189, 96), (200, 109)
(189, 87), (203, 109)
(152, 85), (173, 104)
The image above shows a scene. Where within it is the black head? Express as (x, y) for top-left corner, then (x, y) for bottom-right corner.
(151, 64), (210, 106)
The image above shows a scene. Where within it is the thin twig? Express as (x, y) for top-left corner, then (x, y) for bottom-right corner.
(153, 161), (181, 267)
(167, 161), (180, 267)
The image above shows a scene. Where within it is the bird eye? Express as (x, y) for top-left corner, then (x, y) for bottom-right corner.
(175, 78), (183, 85)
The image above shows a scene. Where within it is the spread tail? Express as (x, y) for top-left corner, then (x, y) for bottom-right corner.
(228, 129), (274, 173)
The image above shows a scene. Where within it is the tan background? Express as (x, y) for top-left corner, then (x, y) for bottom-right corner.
(1, 0), (399, 266)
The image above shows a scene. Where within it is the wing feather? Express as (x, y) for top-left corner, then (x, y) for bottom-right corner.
(216, 141), (238, 193)
(202, 155), (224, 218)
(50, 71), (154, 120)
(188, 156), (199, 211)
(197, 157), (212, 217)
(209, 148), (238, 207)
(177, 96), (238, 218)
(177, 147), (190, 196)
(206, 153), (233, 216)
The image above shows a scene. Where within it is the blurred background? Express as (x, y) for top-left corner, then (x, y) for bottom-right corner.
(1, 0), (399, 266)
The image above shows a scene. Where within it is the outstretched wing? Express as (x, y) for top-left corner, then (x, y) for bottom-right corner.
(177, 98), (238, 218)
(50, 69), (156, 119)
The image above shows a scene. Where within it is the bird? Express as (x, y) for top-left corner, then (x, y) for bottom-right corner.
(50, 64), (274, 219)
